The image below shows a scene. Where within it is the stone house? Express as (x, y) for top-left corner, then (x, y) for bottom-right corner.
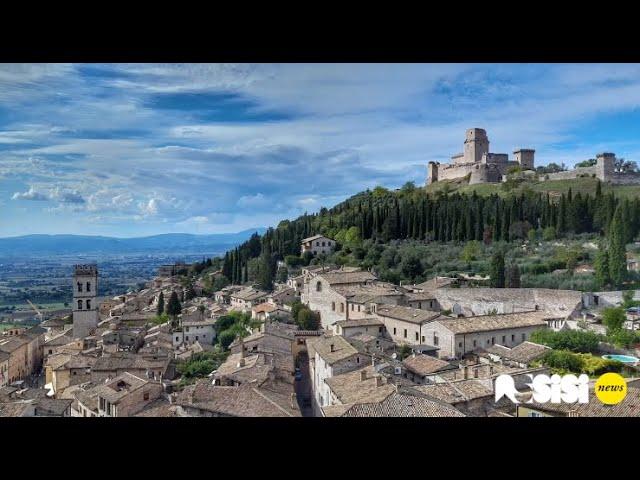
(422, 311), (549, 359)
(401, 353), (457, 384)
(323, 365), (395, 408)
(332, 317), (385, 338)
(0, 326), (46, 384)
(415, 379), (494, 416)
(173, 318), (216, 347)
(94, 372), (163, 417)
(372, 304), (443, 346)
(0, 352), (8, 387)
(307, 335), (371, 414)
(300, 234), (336, 256)
(229, 287), (269, 312)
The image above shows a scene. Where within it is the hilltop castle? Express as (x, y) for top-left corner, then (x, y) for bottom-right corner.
(427, 128), (640, 186)
(427, 128), (535, 185)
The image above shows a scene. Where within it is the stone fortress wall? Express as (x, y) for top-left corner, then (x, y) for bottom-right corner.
(427, 130), (640, 186)
(543, 152), (640, 184)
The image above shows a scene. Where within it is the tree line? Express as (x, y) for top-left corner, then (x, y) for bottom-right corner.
(216, 182), (640, 290)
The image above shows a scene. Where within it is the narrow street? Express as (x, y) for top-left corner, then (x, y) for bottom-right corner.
(294, 352), (314, 417)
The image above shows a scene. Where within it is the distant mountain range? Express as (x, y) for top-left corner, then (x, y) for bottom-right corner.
(0, 229), (266, 256)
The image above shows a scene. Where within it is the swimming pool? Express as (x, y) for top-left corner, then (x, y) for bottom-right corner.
(602, 354), (640, 364)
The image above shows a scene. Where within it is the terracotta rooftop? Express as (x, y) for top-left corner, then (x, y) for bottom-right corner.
(307, 335), (360, 365)
(375, 305), (442, 325)
(402, 354), (455, 376)
(325, 365), (395, 405)
(434, 311), (549, 334)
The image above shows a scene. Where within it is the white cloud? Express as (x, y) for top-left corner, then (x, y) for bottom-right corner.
(12, 186), (49, 201)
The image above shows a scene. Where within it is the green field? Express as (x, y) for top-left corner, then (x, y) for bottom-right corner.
(1, 302), (68, 311)
(425, 176), (640, 199)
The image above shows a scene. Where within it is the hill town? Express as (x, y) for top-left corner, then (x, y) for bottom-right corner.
(3, 128), (640, 417)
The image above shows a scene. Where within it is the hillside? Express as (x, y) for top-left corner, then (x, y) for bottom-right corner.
(425, 176), (640, 200)
(216, 178), (640, 288)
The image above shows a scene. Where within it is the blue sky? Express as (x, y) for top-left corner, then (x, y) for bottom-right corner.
(2, 63), (640, 237)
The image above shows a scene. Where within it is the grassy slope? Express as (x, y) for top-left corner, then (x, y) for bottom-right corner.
(425, 176), (640, 199)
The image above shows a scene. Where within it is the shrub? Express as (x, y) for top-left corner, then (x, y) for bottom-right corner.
(530, 329), (601, 353)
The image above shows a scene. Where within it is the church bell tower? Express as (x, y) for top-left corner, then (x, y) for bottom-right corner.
(72, 264), (99, 339)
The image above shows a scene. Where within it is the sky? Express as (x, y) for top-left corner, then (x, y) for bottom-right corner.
(2, 63), (640, 238)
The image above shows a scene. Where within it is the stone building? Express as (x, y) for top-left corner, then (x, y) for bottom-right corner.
(422, 311), (549, 359)
(300, 234), (336, 256)
(427, 128), (535, 185)
(73, 264), (100, 339)
(542, 152), (640, 184)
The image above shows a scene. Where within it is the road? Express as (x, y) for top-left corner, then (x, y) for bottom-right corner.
(294, 352), (314, 417)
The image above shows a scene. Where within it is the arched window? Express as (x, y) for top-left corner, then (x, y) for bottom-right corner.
(86, 299), (91, 310)
(316, 281), (322, 292)
(86, 282), (91, 292)
(331, 302), (336, 311)
(77, 282), (82, 293)
(77, 300), (83, 310)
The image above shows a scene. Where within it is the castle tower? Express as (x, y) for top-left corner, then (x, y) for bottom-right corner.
(596, 152), (615, 181)
(513, 149), (535, 170)
(72, 264), (99, 339)
(427, 161), (439, 184)
(463, 128), (489, 164)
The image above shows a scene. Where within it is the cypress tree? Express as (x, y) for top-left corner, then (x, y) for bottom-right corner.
(489, 251), (506, 288)
(505, 263), (521, 288)
(156, 291), (165, 316)
(608, 206), (627, 288)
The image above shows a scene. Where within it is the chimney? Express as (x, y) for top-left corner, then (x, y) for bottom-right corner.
(360, 370), (367, 381)
(376, 376), (384, 387)
(239, 339), (245, 358)
(330, 343), (335, 353)
(463, 366), (469, 379)
(237, 358), (246, 368)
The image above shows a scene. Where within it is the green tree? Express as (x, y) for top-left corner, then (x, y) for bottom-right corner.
(542, 226), (556, 241)
(505, 263), (521, 288)
(461, 240), (480, 263)
(400, 254), (422, 281)
(296, 308), (321, 330)
(166, 291), (182, 318)
(489, 251), (505, 288)
(276, 266), (288, 284)
(602, 307), (626, 334)
(594, 247), (611, 289)
(218, 330), (237, 350)
(156, 291), (165, 316)
(527, 228), (537, 243)
(608, 206), (628, 288)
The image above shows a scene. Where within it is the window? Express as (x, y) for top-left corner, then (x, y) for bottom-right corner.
(77, 282), (82, 293)
(473, 340), (477, 347)
(433, 333), (439, 346)
(77, 300), (82, 310)
(186, 327), (190, 332)
(380, 327), (384, 333)
(474, 369), (479, 378)
(316, 241), (320, 246)
(176, 337), (179, 342)
(340, 303), (344, 313)
(351, 304), (354, 311)
(502, 335), (506, 343)
(487, 339), (491, 345)
(358, 305), (361, 312)
(404, 329), (407, 338)
(491, 337), (495, 344)
(48, 349), (52, 355)
(528, 411), (544, 418)
(458, 342), (463, 348)
(356, 357), (360, 364)
(331, 302), (336, 311)
(393, 327), (397, 335)
(196, 336), (199, 341)
(511, 334), (515, 342)
(421, 335), (425, 343)
(86, 282), (91, 292)
(186, 336), (189, 341)
(316, 281), (322, 292)
(522, 333), (526, 341)
(415, 332), (419, 341)
(143, 392), (149, 401)
(86, 299), (91, 310)
(322, 242), (325, 247)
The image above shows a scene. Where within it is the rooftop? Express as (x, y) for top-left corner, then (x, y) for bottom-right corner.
(415, 379), (494, 404)
(374, 304), (442, 325)
(324, 365), (395, 405)
(231, 287), (269, 302)
(337, 389), (466, 417)
(402, 354), (455, 376)
(434, 311), (549, 334)
(307, 335), (360, 365)
(317, 271), (377, 286)
(335, 317), (383, 328)
(301, 234), (334, 244)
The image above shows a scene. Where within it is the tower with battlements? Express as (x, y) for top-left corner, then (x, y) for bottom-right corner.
(72, 264), (99, 339)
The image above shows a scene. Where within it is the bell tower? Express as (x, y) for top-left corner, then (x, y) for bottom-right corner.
(72, 264), (99, 339)
(463, 128), (489, 164)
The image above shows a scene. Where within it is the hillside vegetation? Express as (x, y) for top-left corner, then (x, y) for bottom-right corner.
(199, 178), (640, 293)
